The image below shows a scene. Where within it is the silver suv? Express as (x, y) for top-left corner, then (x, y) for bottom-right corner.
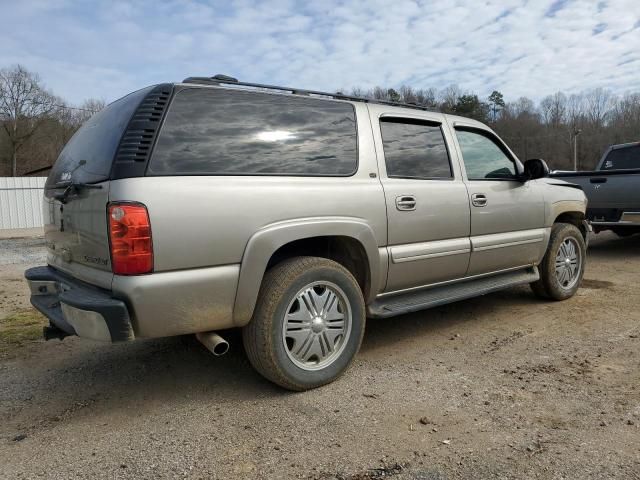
(26, 75), (589, 390)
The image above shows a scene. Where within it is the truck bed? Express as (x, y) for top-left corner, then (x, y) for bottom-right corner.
(551, 168), (640, 231)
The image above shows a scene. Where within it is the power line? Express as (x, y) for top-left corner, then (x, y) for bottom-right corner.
(29, 100), (100, 113)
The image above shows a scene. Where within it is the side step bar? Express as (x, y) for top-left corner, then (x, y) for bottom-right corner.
(367, 267), (539, 318)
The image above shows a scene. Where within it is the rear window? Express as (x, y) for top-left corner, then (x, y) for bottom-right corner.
(601, 145), (640, 170)
(46, 86), (153, 187)
(148, 88), (357, 176)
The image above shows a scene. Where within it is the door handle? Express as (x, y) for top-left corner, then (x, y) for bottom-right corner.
(590, 177), (607, 184)
(471, 193), (487, 207)
(396, 195), (417, 211)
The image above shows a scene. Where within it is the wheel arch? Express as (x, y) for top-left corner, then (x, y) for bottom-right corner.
(232, 218), (381, 326)
(553, 210), (588, 240)
(548, 199), (589, 241)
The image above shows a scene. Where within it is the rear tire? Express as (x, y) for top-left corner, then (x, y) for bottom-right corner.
(242, 256), (366, 391)
(530, 223), (586, 301)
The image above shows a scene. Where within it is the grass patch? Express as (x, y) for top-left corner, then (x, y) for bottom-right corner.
(0, 309), (47, 354)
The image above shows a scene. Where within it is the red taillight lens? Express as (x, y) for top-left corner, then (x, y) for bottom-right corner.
(108, 203), (153, 275)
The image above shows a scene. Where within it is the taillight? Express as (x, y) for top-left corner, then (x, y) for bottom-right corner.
(108, 203), (153, 275)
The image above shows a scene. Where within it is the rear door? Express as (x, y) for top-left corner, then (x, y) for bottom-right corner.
(369, 106), (471, 292)
(44, 86), (155, 288)
(451, 125), (546, 276)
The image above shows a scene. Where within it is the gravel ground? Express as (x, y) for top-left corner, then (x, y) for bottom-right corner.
(0, 232), (639, 479)
(0, 237), (47, 267)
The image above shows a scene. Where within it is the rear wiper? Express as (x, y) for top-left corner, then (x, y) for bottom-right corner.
(47, 181), (102, 204)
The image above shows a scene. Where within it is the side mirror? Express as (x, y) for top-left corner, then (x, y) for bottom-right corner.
(523, 158), (550, 180)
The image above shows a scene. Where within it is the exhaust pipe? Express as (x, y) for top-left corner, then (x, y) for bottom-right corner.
(196, 331), (229, 356)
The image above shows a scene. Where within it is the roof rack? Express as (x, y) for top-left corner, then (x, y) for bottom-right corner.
(181, 74), (437, 113)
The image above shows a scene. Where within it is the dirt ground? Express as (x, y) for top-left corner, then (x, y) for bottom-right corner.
(0, 232), (638, 479)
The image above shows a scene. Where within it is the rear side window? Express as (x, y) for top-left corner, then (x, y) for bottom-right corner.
(601, 145), (640, 170)
(46, 86), (153, 187)
(380, 119), (452, 179)
(148, 88), (357, 176)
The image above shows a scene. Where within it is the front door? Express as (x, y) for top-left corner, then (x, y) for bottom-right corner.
(371, 108), (471, 292)
(452, 126), (546, 276)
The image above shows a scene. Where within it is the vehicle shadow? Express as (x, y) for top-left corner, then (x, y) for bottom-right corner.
(360, 285), (538, 355)
(4, 285), (541, 429)
(587, 232), (639, 260)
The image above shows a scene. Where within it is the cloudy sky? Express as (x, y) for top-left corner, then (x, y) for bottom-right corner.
(2, 0), (639, 106)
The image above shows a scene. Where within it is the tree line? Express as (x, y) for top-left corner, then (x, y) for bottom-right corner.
(348, 85), (640, 171)
(0, 65), (104, 176)
(1, 64), (639, 176)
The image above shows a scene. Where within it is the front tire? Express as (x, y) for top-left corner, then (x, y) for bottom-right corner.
(530, 223), (586, 301)
(242, 256), (366, 391)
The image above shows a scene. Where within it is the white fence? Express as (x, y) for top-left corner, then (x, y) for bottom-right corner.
(0, 177), (47, 229)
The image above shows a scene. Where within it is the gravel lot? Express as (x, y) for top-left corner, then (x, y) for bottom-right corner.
(0, 232), (639, 479)
(0, 237), (47, 267)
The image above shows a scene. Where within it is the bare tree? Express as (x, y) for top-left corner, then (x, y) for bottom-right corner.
(438, 84), (462, 113)
(566, 93), (585, 127)
(584, 88), (614, 127)
(415, 87), (437, 108)
(540, 92), (567, 126)
(372, 86), (388, 101)
(349, 87), (367, 98)
(399, 85), (417, 104)
(75, 98), (106, 125)
(508, 97), (537, 119)
(0, 65), (56, 175)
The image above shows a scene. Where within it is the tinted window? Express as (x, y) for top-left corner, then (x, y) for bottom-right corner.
(46, 86), (153, 187)
(456, 129), (516, 180)
(148, 88), (357, 176)
(380, 119), (452, 179)
(601, 145), (640, 170)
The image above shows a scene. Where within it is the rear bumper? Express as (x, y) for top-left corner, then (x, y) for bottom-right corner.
(25, 266), (134, 342)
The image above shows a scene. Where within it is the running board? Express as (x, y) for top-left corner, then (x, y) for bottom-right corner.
(367, 267), (539, 318)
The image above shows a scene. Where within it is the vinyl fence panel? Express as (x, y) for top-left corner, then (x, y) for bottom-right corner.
(0, 177), (47, 229)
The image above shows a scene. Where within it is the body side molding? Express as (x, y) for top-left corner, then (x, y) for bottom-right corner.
(390, 237), (470, 263)
(470, 228), (547, 252)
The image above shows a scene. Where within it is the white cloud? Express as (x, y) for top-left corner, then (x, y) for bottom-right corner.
(0, 0), (638, 104)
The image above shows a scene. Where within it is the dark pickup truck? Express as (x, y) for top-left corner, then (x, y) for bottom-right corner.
(552, 142), (640, 236)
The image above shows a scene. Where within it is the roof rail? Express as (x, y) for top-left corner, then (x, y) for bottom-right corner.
(181, 75), (437, 113)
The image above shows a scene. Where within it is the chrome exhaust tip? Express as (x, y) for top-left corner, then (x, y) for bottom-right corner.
(196, 331), (229, 356)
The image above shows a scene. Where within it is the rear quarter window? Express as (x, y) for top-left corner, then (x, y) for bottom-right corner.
(148, 88), (358, 176)
(601, 145), (640, 170)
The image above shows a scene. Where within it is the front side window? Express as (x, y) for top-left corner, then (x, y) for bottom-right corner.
(601, 145), (640, 170)
(148, 88), (357, 176)
(380, 119), (452, 179)
(456, 129), (516, 180)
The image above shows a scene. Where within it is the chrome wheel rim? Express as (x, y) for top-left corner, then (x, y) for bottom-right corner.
(555, 237), (581, 289)
(282, 281), (352, 371)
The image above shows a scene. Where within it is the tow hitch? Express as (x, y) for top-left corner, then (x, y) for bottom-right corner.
(43, 324), (72, 341)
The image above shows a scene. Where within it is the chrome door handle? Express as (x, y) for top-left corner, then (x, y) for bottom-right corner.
(471, 193), (487, 207)
(396, 195), (417, 211)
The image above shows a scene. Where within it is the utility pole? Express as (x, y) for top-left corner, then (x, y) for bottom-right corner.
(573, 128), (582, 171)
